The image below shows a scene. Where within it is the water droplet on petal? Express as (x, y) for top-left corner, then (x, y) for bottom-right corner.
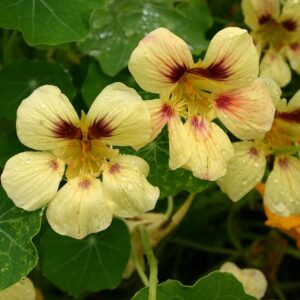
(274, 178), (279, 183)
(274, 201), (287, 213)
(254, 162), (260, 168)
(127, 183), (133, 190)
(242, 180), (247, 185)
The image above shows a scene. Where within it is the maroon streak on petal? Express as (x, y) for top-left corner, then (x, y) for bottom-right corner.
(79, 179), (91, 189)
(188, 59), (232, 81)
(276, 109), (300, 123)
(215, 95), (233, 110)
(161, 62), (188, 83)
(282, 19), (298, 31)
(88, 117), (114, 139)
(53, 119), (82, 139)
(248, 147), (259, 158)
(160, 103), (174, 119)
(190, 116), (205, 130)
(258, 14), (272, 25)
(278, 157), (289, 169)
(290, 43), (300, 51)
(109, 163), (120, 174)
(49, 160), (59, 171)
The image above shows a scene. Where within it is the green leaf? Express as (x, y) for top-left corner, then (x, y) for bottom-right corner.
(79, 0), (212, 76)
(126, 131), (209, 199)
(39, 219), (131, 296)
(132, 271), (257, 300)
(0, 0), (105, 45)
(0, 187), (42, 290)
(0, 60), (75, 122)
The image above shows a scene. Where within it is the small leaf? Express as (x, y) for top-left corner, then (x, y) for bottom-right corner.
(39, 219), (131, 296)
(0, 60), (75, 122)
(79, 0), (212, 75)
(125, 131), (209, 199)
(0, 188), (42, 289)
(132, 271), (257, 300)
(0, 0), (105, 45)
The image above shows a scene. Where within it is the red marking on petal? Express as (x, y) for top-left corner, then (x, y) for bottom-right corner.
(109, 163), (120, 174)
(259, 14), (272, 25)
(215, 95), (233, 110)
(282, 19), (298, 31)
(290, 43), (300, 51)
(248, 147), (259, 158)
(88, 117), (114, 139)
(276, 109), (300, 123)
(188, 59), (232, 81)
(190, 116), (205, 130)
(53, 119), (82, 140)
(278, 158), (289, 169)
(162, 63), (188, 83)
(160, 103), (173, 120)
(79, 179), (91, 189)
(49, 160), (59, 171)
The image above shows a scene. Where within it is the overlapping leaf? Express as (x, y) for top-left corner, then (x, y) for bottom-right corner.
(0, 188), (42, 290)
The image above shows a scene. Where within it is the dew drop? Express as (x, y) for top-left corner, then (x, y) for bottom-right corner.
(242, 159), (246, 164)
(221, 149), (226, 155)
(127, 183), (133, 190)
(274, 201), (287, 213)
(254, 162), (260, 168)
(280, 190), (285, 196)
(242, 180), (247, 186)
(26, 158), (32, 164)
(274, 178), (279, 183)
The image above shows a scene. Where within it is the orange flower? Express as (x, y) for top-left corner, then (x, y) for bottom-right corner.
(257, 183), (300, 248)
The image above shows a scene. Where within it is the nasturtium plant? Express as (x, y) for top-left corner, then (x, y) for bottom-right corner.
(0, 188), (42, 290)
(1, 0), (300, 299)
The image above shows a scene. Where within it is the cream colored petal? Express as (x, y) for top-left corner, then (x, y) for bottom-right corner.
(86, 83), (151, 150)
(217, 142), (266, 202)
(260, 51), (291, 87)
(189, 27), (258, 92)
(17, 85), (80, 151)
(286, 89), (300, 111)
(265, 156), (300, 216)
(183, 116), (234, 181)
(261, 77), (283, 110)
(281, 0), (300, 36)
(220, 262), (267, 300)
(128, 27), (193, 94)
(168, 115), (191, 170)
(242, 0), (280, 30)
(1, 151), (64, 211)
(0, 278), (35, 300)
(214, 78), (275, 140)
(46, 176), (112, 239)
(102, 155), (159, 218)
(287, 43), (300, 73)
(146, 98), (170, 142)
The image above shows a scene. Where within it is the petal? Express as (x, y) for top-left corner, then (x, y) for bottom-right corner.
(241, 0), (280, 29)
(188, 27), (259, 91)
(168, 115), (191, 170)
(213, 78), (275, 140)
(183, 116), (234, 181)
(1, 151), (64, 211)
(281, 0), (300, 35)
(128, 27), (193, 94)
(260, 51), (291, 87)
(287, 43), (300, 73)
(0, 278), (35, 300)
(217, 142), (267, 202)
(17, 85), (80, 151)
(86, 83), (151, 150)
(262, 77), (283, 110)
(265, 156), (300, 216)
(46, 176), (112, 239)
(102, 155), (159, 218)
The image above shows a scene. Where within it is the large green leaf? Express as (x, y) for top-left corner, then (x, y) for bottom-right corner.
(0, 188), (42, 290)
(39, 219), (131, 296)
(0, 0), (105, 45)
(79, 0), (212, 76)
(126, 131), (209, 199)
(0, 60), (75, 123)
(132, 271), (257, 300)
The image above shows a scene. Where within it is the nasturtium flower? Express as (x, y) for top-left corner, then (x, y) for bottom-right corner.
(242, 0), (300, 87)
(128, 27), (275, 181)
(218, 82), (300, 216)
(220, 262), (267, 299)
(0, 278), (36, 300)
(1, 83), (159, 239)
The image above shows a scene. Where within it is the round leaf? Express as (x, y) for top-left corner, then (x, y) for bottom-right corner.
(39, 219), (131, 296)
(0, 0), (105, 45)
(132, 271), (257, 300)
(0, 188), (42, 290)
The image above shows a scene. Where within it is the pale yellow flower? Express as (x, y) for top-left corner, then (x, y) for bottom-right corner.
(0, 278), (36, 300)
(242, 0), (300, 87)
(220, 262), (267, 299)
(218, 83), (300, 216)
(1, 83), (159, 239)
(129, 27), (275, 180)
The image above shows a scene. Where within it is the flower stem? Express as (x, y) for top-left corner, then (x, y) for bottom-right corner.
(139, 224), (158, 300)
(272, 145), (300, 156)
(165, 196), (174, 219)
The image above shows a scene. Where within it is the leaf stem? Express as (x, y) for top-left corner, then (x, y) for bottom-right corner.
(139, 224), (158, 300)
(165, 196), (174, 219)
(170, 237), (238, 256)
(274, 284), (287, 300)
